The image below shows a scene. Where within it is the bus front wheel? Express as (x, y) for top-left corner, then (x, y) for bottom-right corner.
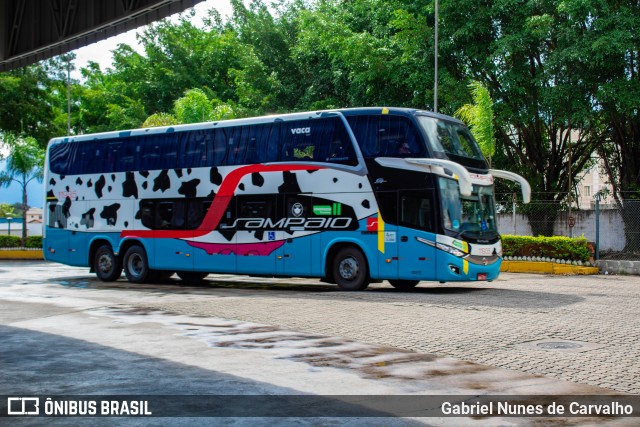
(94, 244), (122, 282)
(123, 245), (150, 284)
(333, 247), (369, 291)
(389, 280), (420, 291)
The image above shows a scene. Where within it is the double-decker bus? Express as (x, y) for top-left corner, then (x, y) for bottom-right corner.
(43, 107), (529, 291)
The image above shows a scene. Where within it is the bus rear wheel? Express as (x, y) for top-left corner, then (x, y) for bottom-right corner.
(177, 271), (208, 284)
(123, 245), (150, 284)
(94, 244), (122, 282)
(389, 280), (420, 291)
(333, 247), (369, 291)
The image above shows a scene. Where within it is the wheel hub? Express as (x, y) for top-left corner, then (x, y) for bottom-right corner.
(128, 255), (143, 277)
(98, 255), (112, 273)
(339, 257), (359, 280)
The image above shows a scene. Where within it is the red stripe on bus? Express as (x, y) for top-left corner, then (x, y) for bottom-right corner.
(120, 164), (322, 239)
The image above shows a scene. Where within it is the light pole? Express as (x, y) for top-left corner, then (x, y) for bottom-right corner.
(433, 0), (439, 113)
(6, 215), (12, 236)
(67, 57), (71, 135)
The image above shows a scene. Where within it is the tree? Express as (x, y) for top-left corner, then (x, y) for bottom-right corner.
(441, 0), (599, 235)
(142, 112), (179, 128)
(0, 203), (15, 219)
(555, 0), (640, 251)
(0, 133), (45, 245)
(0, 63), (64, 146)
(77, 61), (148, 133)
(455, 80), (496, 164)
(173, 88), (214, 124)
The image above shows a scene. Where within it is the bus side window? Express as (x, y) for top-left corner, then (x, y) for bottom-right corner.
(267, 121), (283, 163)
(400, 191), (434, 232)
(171, 200), (186, 229)
(142, 134), (177, 171)
(213, 128), (229, 166)
(187, 199), (211, 229)
(121, 137), (140, 171)
(106, 142), (121, 172)
(347, 115), (422, 159)
(326, 117), (357, 165)
(139, 200), (154, 229)
(156, 201), (174, 230)
(346, 115), (377, 157)
(181, 131), (205, 169)
(227, 126), (249, 165)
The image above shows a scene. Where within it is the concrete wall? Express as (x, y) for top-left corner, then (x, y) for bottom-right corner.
(497, 209), (624, 251)
(0, 223), (42, 237)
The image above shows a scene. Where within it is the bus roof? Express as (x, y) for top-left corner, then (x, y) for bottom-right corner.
(48, 107), (462, 146)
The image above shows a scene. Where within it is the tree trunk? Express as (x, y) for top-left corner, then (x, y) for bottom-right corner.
(21, 182), (28, 246)
(524, 203), (559, 237)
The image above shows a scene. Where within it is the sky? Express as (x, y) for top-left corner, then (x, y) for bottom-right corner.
(71, 0), (235, 78)
(1, 0), (235, 208)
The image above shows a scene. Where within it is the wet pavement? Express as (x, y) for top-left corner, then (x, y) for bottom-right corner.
(1, 260), (639, 425)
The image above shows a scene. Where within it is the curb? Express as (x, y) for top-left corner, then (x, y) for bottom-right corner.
(0, 250), (44, 260)
(500, 260), (599, 275)
(596, 260), (640, 275)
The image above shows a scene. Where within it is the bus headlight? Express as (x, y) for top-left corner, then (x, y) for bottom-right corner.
(436, 242), (465, 258)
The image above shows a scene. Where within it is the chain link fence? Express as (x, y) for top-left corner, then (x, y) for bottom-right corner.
(495, 192), (640, 260)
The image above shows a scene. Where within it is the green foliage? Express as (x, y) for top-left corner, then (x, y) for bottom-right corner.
(0, 235), (21, 248)
(455, 80), (495, 160)
(0, 133), (45, 245)
(0, 0), (638, 222)
(501, 235), (591, 262)
(142, 112), (179, 128)
(174, 88), (214, 124)
(25, 235), (43, 248)
(0, 64), (64, 145)
(0, 235), (41, 248)
(0, 203), (16, 218)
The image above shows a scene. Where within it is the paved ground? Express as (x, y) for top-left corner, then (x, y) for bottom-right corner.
(137, 269), (640, 395)
(1, 260), (639, 425)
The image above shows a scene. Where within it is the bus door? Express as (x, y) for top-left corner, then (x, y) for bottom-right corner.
(44, 200), (70, 265)
(276, 194), (312, 276)
(397, 190), (438, 281)
(375, 216), (399, 281)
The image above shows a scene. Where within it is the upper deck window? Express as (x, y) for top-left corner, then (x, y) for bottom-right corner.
(48, 116), (358, 175)
(417, 116), (486, 166)
(346, 115), (425, 158)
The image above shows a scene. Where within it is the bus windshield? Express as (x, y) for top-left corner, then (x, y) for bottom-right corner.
(438, 178), (497, 237)
(417, 116), (486, 166)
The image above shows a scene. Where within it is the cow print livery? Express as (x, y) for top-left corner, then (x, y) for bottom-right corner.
(45, 164), (378, 253)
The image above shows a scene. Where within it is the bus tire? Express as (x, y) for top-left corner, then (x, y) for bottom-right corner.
(177, 271), (208, 284)
(333, 246), (369, 291)
(94, 244), (122, 282)
(123, 245), (150, 284)
(389, 279), (420, 291)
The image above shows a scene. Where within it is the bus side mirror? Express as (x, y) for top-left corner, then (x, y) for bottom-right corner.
(489, 169), (531, 203)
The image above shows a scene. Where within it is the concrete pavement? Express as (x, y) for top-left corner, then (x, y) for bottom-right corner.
(1, 261), (638, 425)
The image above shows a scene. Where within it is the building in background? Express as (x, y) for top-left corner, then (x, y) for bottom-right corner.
(574, 156), (616, 210)
(26, 207), (43, 223)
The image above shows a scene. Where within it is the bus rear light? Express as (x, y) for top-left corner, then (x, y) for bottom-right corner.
(477, 273), (488, 281)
